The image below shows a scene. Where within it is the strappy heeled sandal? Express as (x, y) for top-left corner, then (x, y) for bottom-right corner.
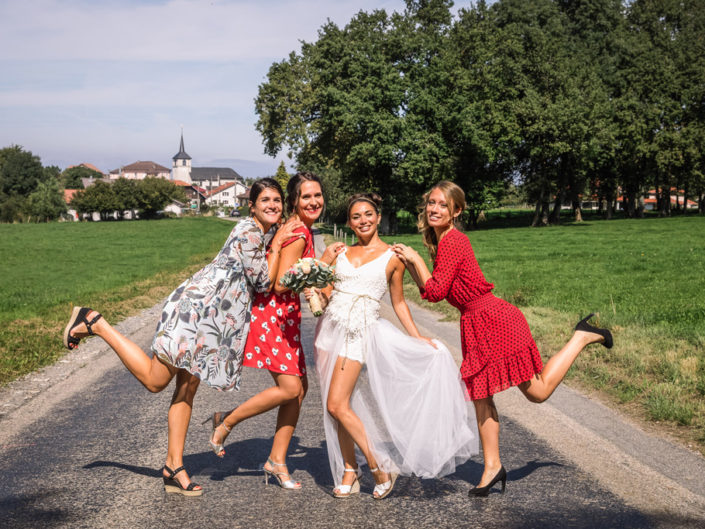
(63, 307), (102, 350)
(263, 458), (301, 490)
(162, 465), (203, 496)
(370, 467), (398, 500)
(208, 421), (231, 458)
(332, 467), (361, 498)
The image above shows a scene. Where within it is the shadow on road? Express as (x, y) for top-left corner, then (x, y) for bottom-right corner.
(0, 490), (80, 529)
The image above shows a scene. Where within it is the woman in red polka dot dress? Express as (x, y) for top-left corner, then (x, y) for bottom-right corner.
(393, 181), (613, 498)
(206, 172), (327, 490)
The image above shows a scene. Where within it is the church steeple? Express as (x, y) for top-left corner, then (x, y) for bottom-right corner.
(173, 128), (191, 162)
(171, 127), (192, 184)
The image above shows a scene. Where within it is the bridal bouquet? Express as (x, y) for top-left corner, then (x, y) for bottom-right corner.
(279, 258), (336, 316)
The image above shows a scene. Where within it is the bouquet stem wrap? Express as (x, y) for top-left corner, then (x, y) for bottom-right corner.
(278, 258), (336, 317)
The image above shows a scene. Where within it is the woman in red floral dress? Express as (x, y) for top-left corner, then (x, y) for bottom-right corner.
(393, 181), (613, 497)
(207, 172), (334, 490)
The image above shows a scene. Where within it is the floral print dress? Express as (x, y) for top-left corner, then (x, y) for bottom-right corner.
(151, 216), (273, 391)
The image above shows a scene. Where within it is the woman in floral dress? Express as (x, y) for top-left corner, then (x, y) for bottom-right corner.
(393, 180), (613, 497)
(207, 172), (331, 490)
(62, 178), (301, 496)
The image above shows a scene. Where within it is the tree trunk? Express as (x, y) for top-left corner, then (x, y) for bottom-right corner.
(682, 183), (689, 214)
(550, 191), (562, 224)
(626, 188), (636, 218)
(531, 196), (542, 227)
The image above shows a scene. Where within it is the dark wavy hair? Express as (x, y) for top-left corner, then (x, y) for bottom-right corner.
(285, 172), (323, 214)
(249, 177), (284, 204)
(346, 192), (383, 218)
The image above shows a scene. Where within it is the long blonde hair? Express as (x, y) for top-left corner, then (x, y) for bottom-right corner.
(417, 181), (466, 261)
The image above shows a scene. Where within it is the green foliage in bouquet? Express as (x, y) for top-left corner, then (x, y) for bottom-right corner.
(279, 258), (336, 292)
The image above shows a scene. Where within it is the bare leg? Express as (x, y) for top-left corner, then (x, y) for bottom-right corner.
(68, 311), (175, 392)
(326, 357), (389, 489)
(473, 397), (502, 487)
(211, 371), (304, 466)
(337, 427), (358, 488)
(268, 374), (307, 474)
(162, 369), (201, 490)
(519, 329), (602, 403)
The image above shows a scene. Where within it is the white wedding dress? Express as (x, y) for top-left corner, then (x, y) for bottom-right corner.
(314, 248), (479, 487)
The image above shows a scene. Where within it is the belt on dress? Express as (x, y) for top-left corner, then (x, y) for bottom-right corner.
(332, 288), (377, 369)
(459, 292), (497, 314)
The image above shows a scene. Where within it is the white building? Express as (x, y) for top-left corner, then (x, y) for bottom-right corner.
(171, 132), (247, 196)
(205, 182), (241, 208)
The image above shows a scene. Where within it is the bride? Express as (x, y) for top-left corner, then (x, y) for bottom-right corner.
(308, 193), (478, 500)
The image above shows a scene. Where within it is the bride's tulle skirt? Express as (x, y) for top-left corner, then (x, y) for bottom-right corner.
(314, 315), (479, 486)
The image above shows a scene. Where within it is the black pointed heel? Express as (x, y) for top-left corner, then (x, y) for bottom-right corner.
(469, 466), (507, 497)
(575, 313), (613, 349)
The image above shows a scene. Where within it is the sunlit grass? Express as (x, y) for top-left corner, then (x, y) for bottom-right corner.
(0, 217), (235, 384)
(378, 215), (705, 452)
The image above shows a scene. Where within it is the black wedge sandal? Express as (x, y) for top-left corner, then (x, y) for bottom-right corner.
(63, 307), (103, 350)
(575, 313), (613, 349)
(163, 465), (203, 496)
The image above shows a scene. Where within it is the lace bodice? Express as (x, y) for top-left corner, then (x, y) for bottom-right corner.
(325, 248), (394, 336)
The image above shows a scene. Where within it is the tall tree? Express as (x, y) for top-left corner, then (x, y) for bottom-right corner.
(0, 146), (45, 197)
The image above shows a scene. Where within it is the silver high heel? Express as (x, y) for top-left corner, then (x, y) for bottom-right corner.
(370, 467), (398, 500)
(208, 422), (231, 458)
(263, 458), (301, 490)
(332, 467), (361, 498)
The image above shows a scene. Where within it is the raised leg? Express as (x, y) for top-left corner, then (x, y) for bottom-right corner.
(69, 310), (175, 392)
(519, 329), (600, 403)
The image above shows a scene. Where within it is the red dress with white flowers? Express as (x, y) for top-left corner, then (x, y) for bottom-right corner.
(242, 226), (314, 377)
(421, 229), (543, 400)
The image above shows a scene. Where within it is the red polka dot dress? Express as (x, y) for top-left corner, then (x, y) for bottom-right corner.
(420, 229), (543, 400)
(242, 226), (314, 377)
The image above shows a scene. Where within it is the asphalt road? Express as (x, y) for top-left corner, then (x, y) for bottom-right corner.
(1, 236), (704, 528)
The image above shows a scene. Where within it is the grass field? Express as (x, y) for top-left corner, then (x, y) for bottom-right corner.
(2, 214), (704, 451)
(0, 217), (235, 384)
(379, 215), (705, 451)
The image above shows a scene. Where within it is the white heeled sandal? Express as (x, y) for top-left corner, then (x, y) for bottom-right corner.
(333, 467), (362, 498)
(370, 467), (398, 500)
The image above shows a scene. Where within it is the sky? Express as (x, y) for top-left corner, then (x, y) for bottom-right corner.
(0, 0), (448, 179)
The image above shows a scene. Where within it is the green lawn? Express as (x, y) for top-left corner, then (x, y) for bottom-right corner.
(381, 215), (705, 449)
(0, 217), (235, 383)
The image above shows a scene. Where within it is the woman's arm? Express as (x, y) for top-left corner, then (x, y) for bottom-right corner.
(272, 237), (306, 295)
(392, 242), (458, 303)
(387, 258), (437, 348)
(392, 244), (432, 289)
(263, 219), (305, 290)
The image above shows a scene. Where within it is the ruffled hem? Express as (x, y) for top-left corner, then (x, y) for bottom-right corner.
(463, 344), (543, 400)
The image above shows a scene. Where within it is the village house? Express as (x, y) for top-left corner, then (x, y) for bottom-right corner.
(109, 160), (170, 180)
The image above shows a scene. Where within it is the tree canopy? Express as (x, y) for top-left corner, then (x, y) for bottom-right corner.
(255, 0), (705, 226)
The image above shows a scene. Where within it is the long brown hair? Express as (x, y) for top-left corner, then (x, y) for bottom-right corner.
(285, 172), (323, 215)
(417, 181), (465, 261)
